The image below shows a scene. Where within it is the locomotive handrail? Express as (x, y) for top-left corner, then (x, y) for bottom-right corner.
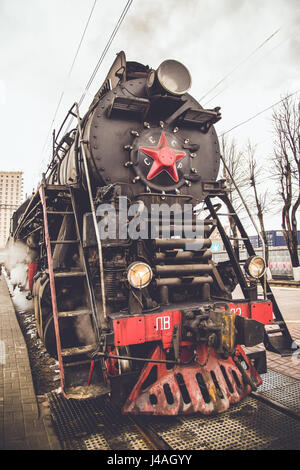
(74, 103), (108, 325)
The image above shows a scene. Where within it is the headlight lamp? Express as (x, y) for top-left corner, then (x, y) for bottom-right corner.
(127, 262), (153, 289)
(244, 255), (266, 279)
(156, 59), (192, 95)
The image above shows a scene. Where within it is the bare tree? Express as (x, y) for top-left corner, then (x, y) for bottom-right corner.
(271, 94), (300, 279)
(245, 140), (271, 269)
(220, 136), (248, 256)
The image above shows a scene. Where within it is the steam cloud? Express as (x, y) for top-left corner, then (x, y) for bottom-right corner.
(1, 241), (33, 312)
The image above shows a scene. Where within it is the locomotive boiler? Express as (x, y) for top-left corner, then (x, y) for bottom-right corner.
(10, 51), (295, 415)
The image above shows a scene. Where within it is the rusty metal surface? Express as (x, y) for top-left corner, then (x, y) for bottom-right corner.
(123, 344), (260, 416)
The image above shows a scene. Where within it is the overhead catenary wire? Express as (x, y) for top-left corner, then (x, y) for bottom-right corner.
(35, 0), (133, 190)
(40, 0), (98, 160)
(218, 88), (300, 138)
(199, 28), (281, 103)
(79, 0), (133, 105)
(64, 0), (133, 133)
(203, 25), (300, 108)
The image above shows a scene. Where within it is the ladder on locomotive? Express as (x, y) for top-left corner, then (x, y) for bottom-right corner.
(205, 191), (298, 357)
(39, 183), (102, 396)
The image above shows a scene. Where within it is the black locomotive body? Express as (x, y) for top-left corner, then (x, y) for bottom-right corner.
(10, 52), (293, 415)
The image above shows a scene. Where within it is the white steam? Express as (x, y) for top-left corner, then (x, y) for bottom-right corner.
(75, 315), (96, 346)
(10, 263), (28, 288)
(2, 241), (34, 312)
(2, 241), (29, 288)
(10, 285), (33, 313)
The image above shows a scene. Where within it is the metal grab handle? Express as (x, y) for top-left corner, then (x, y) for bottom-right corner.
(74, 103), (107, 324)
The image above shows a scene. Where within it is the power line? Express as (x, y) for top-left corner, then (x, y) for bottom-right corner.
(218, 89), (300, 137)
(203, 25), (299, 108)
(40, 0), (98, 159)
(65, 0), (133, 133)
(80, 0), (133, 104)
(36, 0), (133, 187)
(199, 28), (280, 103)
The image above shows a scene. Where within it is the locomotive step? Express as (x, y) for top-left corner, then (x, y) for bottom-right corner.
(46, 211), (74, 215)
(215, 212), (236, 216)
(50, 240), (79, 244)
(58, 308), (91, 318)
(39, 239), (79, 246)
(46, 270), (86, 277)
(228, 237), (249, 241)
(45, 184), (80, 191)
(61, 344), (97, 357)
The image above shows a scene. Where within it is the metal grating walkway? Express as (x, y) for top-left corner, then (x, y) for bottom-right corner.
(255, 369), (300, 418)
(140, 395), (300, 450)
(48, 393), (151, 450)
(48, 370), (300, 450)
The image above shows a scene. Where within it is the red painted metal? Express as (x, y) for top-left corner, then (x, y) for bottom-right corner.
(105, 348), (119, 376)
(113, 301), (272, 350)
(28, 262), (38, 292)
(139, 131), (186, 182)
(228, 300), (273, 324)
(39, 185), (66, 397)
(123, 343), (261, 415)
(249, 301), (273, 324)
(113, 310), (181, 349)
(87, 360), (95, 386)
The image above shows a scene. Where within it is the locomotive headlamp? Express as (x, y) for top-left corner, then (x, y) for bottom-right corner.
(156, 59), (192, 95)
(244, 256), (266, 279)
(127, 262), (153, 289)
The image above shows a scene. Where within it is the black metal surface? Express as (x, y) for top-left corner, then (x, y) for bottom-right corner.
(85, 75), (221, 201)
(246, 350), (267, 374)
(235, 316), (265, 347)
(48, 392), (151, 450)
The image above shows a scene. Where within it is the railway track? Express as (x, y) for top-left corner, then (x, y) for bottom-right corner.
(48, 370), (300, 451)
(268, 280), (300, 288)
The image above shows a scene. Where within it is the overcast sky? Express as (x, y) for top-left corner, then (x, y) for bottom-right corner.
(0, 0), (299, 231)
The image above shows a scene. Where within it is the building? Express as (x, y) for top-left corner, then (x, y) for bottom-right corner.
(0, 171), (23, 248)
(249, 231), (300, 248)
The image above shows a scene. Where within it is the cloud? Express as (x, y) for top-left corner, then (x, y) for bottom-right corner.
(0, 0), (299, 230)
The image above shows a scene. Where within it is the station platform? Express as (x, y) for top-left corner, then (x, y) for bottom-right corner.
(0, 273), (299, 450)
(0, 276), (61, 450)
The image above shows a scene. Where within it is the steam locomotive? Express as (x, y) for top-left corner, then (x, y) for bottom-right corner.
(10, 52), (295, 415)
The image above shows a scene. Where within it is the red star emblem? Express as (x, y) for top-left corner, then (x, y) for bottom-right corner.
(139, 132), (186, 182)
